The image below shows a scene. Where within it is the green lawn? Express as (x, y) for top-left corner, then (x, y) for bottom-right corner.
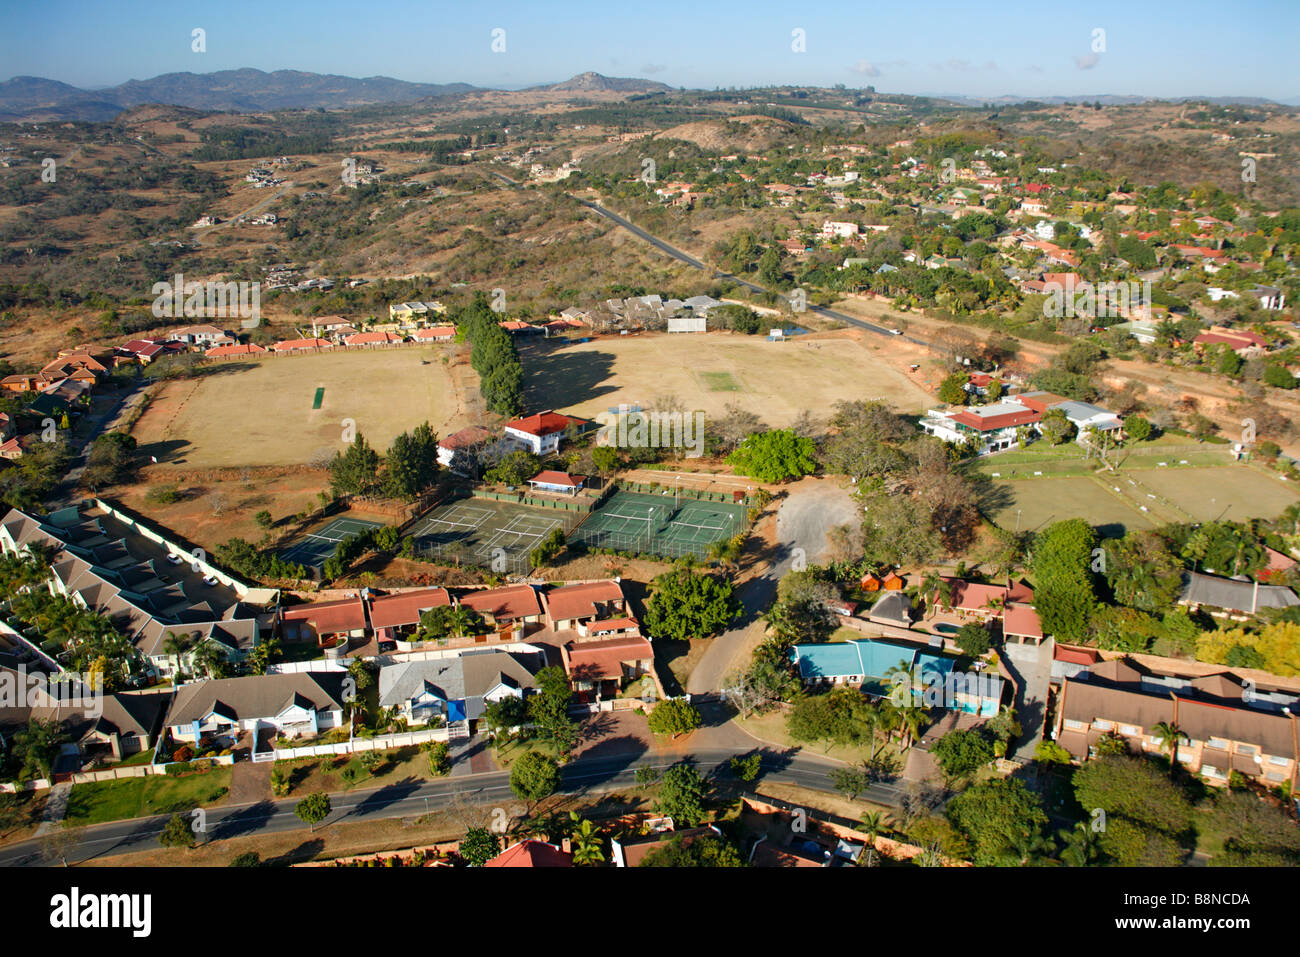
(63, 768), (232, 827)
(699, 371), (741, 392)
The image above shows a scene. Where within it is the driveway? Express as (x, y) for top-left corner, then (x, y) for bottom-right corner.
(687, 478), (857, 694)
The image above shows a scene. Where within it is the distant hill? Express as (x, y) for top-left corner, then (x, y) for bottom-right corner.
(930, 93), (1284, 108)
(0, 69), (479, 121)
(537, 72), (673, 94)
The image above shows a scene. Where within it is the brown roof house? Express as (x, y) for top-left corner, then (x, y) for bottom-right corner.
(164, 672), (347, 746)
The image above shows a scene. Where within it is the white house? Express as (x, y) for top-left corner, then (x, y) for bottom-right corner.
(820, 221), (860, 240)
(503, 411), (583, 456)
(163, 673), (346, 745)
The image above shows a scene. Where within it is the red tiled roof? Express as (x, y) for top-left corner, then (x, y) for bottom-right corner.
(545, 580), (624, 622)
(412, 325), (456, 340)
(562, 636), (654, 679)
(345, 331), (404, 345)
(205, 343), (267, 358)
(438, 426), (492, 450)
(1054, 644), (1101, 665)
(529, 470), (583, 487)
(459, 584), (542, 621)
(947, 408), (1040, 431)
(367, 588), (450, 630)
(941, 578), (1009, 612)
(1003, 602), (1043, 639)
(280, 596), (367, 635)
(586, 617), (640, 634)
(504, 411), (578, 437)
(484, 839), (573, 867)
(272, 338), (333, 352)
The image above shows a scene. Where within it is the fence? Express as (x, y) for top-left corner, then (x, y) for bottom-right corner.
(2, 754), (235, 792)
(616, 479), (756, 507)
(471, 488), (599, 512)
(254, 726), (448, 763)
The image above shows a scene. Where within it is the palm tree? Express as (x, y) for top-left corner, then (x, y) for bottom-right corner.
(872, 699), (901, 757)
(895, 705), (927, 750)
(857, 810), (890, 846)
(1151, 721), (1187, 778)
(569, 814), (605, 866)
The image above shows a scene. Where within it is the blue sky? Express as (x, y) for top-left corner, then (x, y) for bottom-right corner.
(2, 0), (1297, 100)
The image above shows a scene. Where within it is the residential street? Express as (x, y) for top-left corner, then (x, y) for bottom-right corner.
(0, 745), (900, 867)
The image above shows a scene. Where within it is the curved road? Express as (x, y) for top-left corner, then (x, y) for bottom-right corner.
(0, 746), (902, 867)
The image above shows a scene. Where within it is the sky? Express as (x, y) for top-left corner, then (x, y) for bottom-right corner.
(2, 0), (1297, 101)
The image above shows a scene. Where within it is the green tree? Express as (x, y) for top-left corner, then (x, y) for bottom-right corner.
(656, 763), (709, 826)
(643, 566), (739, 641)
(937, 373), (970, 405)
(640, 833), (744, 867)
(510, 751), (560, 808)
(954, 622), (993, 657)
(159, 812), (196, 849)
(459, 826), (501, 866)
(328, 434), (380, 496)
(1125, 415), (1153, 442)
(931, 728), (995, 782)
(295, 793), (332, 832)
(229, 851), (262, 867)
(647, 698), (702, 738)
(569, 814), (606, 866)
(1031, 519), (1099, 642)
(725, 429), (817, 483)
(1038, 408), (1077, 445)
(13, 718), (68, 782)
(729, 753), (761, 783)
(383, 422), (440, 500)
(946, 778), (1048, 865)
(484, 450), (541, 486)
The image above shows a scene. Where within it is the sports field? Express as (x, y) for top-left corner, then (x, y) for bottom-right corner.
(130, 348), (469, 467)
(572, 490), (747, 559)
(984, 464), (1300, 538)
(407, 497), (569, 570)
(279, 516), (385, 569)
(521, 332), (932, 427)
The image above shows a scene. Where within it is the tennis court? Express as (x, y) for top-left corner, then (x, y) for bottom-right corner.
(278, 516), (385, 568)
(407, 497), (567, 570)
(573, 490), (747, 559)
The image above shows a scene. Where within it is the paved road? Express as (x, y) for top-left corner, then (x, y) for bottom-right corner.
(0, 746), (900, 867)
(687, 479), (858, 694)
(572, 198), (929, 348)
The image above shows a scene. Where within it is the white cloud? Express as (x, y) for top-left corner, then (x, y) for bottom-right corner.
(1074, 53), (1100, 70)
(849, 59), (882, 77)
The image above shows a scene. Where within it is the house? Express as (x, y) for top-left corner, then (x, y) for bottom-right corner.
(543, 579), (628, 633)
(0, 437), (23, 460)
(820, 221), (860, 240)
(377, 647), (542, 728)
(1053, 659), (1299, 789)
(388, 301), (445, 321)
(527, 470), (584, 496)
(167, 325), (230, 348)
(936, 578), (1034, 620)
(344, 331), (405, 348)
(412, 325), (456, 342)
(204, 342), (267, 359)
(164, 672), (347, 745)
(919, 402), (1041, 455)
(271, 338), (333, 354)
(611, 824), (723, 867)
(0, 502), (272, 679)
(867, 591), (913, 628)
(503, 410), (585, 456)
(1002, 602), (1045, 644)
(459, 584), (545, 633)
(1178, 571), (1299, 618)
(484, 839), (573, 867)
(1193, 328), (1270, 357)
(436, 426), (493, 473)
(560, 635), (655, 697)
(789, 638), (1004, 715)
(279, 596), (368, 649)
(367, 587), (451, 642)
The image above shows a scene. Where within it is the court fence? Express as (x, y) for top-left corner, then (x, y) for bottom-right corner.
(616, 479), (758, 507)
(569, 501), (747, 561)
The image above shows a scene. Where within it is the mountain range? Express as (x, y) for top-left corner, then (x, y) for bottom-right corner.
(0, 69), (1291, 122)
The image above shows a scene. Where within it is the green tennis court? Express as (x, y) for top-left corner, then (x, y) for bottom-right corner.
(278, 515), (385, 568)
(573, 490), (747, 559)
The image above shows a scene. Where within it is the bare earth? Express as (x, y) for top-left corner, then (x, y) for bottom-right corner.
(523, 329), (933, 425)
(130, 347), (476, 467)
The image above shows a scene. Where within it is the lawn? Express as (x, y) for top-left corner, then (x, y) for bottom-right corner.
(983, 475), (1156, 537)
(736, 709), (903, 767)
(130, 347), (474, 467)
(521, 331), (933, 428)
(1126, 466), (1300, 523)
(63, 767), (233, 827)
(274, 744), (443, 796)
